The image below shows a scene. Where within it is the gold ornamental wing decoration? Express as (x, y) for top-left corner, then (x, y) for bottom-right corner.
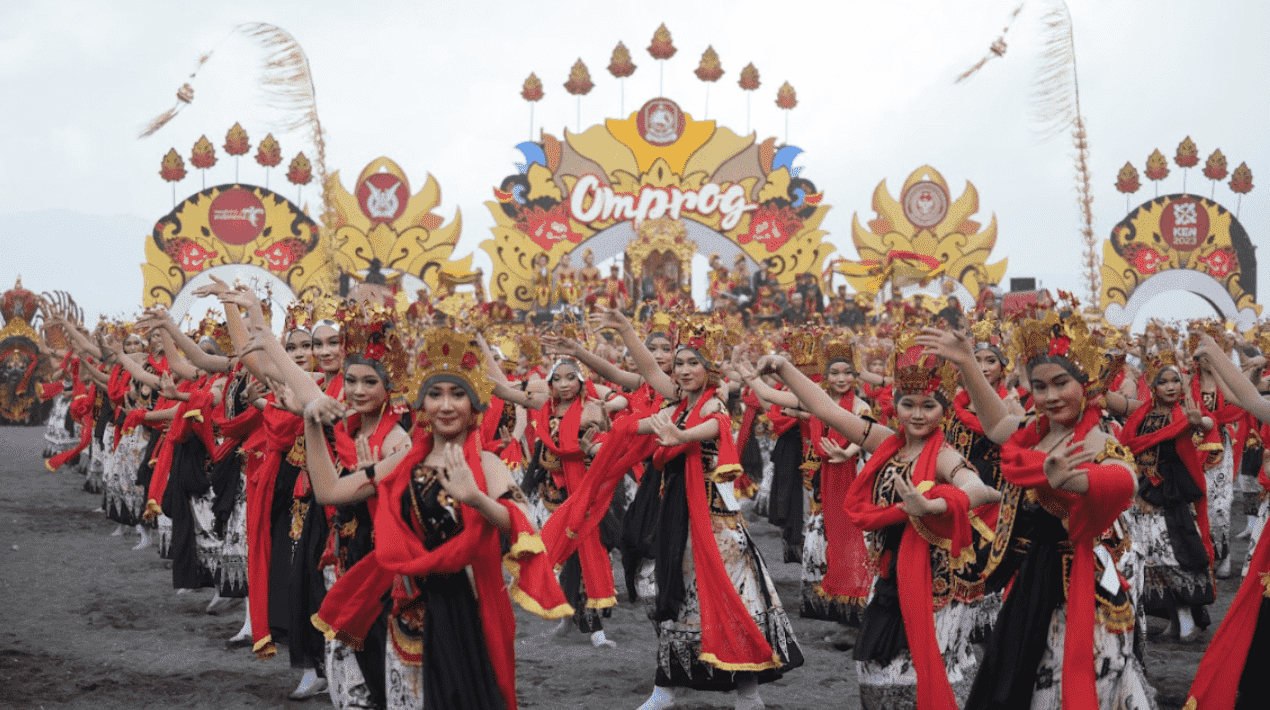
(143, 185), (326, 307)
(1100, 194), (1259, 316)
(482, 98), (833, 311)
(326, 157), (471, 292)
(842, 165), (1006, 297)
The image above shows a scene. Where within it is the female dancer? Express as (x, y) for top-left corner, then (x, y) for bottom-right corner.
(1118, 354), (1215, 642)
(493, 355), (619, 647)
(294, 326), (568, 710)
(598, 309), (803, 710)
(1186, 334), (1270, 709)
(919, 319), (1155, 710)
(746, 336), (999, 709)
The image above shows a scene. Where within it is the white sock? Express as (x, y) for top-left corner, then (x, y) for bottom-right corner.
(110, 524), (125, 536)
(735, 674), (764, 710)
(132, 526), (153, 550)
(294, 668), (320, 693)
(1178, 607), (1196, 637)
(553, 618), (572, 637)
(232, 599), (252, 639)
(591, 629), (616, 648)
(636, 685), (676, 710)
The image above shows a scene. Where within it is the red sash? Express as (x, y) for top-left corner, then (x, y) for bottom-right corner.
(1000, 405), (1135, 710)
(844, 432), (971, 710)
(314, 428), (570, 710)
(810, 393), (870, 603)
(650, 389), (780, 672)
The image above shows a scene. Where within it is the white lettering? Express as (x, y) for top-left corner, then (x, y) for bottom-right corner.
(567, 181), (757, 230)
(570, 175), (604, 222)
(719, 185), (755, 230)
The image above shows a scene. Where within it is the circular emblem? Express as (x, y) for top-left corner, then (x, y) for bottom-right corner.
(357, 172), (409, 223)
(208, 188), (266, 245)
(902, 181), (948, 228)
(636, 98), (686, 147)
(1159, 197), (1209, 252)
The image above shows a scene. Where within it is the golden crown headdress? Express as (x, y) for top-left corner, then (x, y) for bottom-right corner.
(821, 334), (856, 375)
(518, 333), (543, 367)
(404, 328), (493, 409)
(890, 331), (958, 402)
(1142, 349), (1181, 390)
(342, 303), (409, 401)
(782, 326), (821, 376)
(677, 314), (727, 370)
(1009, 310), (1109, 395)
(196, 312), (233, 356)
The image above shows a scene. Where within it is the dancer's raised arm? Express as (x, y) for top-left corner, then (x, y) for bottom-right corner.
(1197, 334), (1270, 423)
(589, 307), (677, 399)
(746, 353), (892, 452)
(916, 327), (1022, 444)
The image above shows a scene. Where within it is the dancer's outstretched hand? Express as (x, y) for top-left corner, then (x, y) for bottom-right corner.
(915, 327), (974, 367)
(437, 442), (481, 506)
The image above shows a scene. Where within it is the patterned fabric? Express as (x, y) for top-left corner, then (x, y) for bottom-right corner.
(1241, 494), (1269, 578)
(41, 393), (78, 458)
(216, 468), (248, 597)
(1207, 430), (1234, 561)
(323, 568), (377, 710)
(85, 427), (107, 494)
(639, 509), (802, 691)
(1029, 607), (1157, 710)
(103, 427), (148, 526)
(857, 599), (980, 710)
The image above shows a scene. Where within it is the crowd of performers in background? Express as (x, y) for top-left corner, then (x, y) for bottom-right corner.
(31, 259), (1270, 710)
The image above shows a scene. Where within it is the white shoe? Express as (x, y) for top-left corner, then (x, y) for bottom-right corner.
(289, 670), (327, 700)
(1217, 557), (1233, 579)
(553, 618), (572, 637)
(636, 686), (677, 710)
(110, 524), (125, 537)
(132, 527), (153, 550)
(591, 630), (617, 648)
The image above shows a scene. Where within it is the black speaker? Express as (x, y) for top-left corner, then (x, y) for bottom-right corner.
(1010, 277), (1036, 292)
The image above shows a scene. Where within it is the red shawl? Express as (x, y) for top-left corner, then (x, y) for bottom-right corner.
(1186, 492), (1270, 708)
(245, 400), (304, 659)
(529, 391), (614, 607)
(1118, 401), (1214, 564)
(999, 405), (1135, 710)
(811, 393), (871, 603)
(314, 427), (571, 710)
(844, 432), (972, 710)
(649, 389), (780, 672)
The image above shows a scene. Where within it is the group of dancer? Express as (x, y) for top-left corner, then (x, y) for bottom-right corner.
(34, 273), (1270, 709)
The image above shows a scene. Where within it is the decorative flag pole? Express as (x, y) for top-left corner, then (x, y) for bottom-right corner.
(521, 73), (544, 141)
(1175, 137), (1198, 194)
(190, 135), (216, 190)
(776, 82), (797, 144)
(1145, 149), (1169, 199)
(160, 148), (187, 208)
(1115, 161), (1140, 213)
(255, 133), (281, 188)
(694, 46), (724, 119)
(1203, 149), (1227, 200)
(607, 42), (636, 116)
(648, 24), (676, 96)
(1230, 163), (1254, 217)
(739, 63), (760, 135)
(224, 123), (250, 184)
(287, 152), (312, 206)
(564, 60), (594, 133)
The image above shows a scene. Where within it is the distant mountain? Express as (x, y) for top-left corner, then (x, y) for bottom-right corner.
(0, 209), (152, 322)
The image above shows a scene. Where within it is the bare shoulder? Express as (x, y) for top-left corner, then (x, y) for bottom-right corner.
(479, 450), (514, 495)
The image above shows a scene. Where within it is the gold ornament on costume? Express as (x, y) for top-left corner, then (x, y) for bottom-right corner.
(196, 312), (233, 356)
(1009, 310), (1110, 396)
(890, 331), (957, 402)
(406, 328), (493, 409)
(1143, 350), (1180, 390)
(821, 335), (856, 374)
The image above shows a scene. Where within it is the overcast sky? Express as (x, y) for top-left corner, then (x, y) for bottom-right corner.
(2, 0), (1266, 330)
